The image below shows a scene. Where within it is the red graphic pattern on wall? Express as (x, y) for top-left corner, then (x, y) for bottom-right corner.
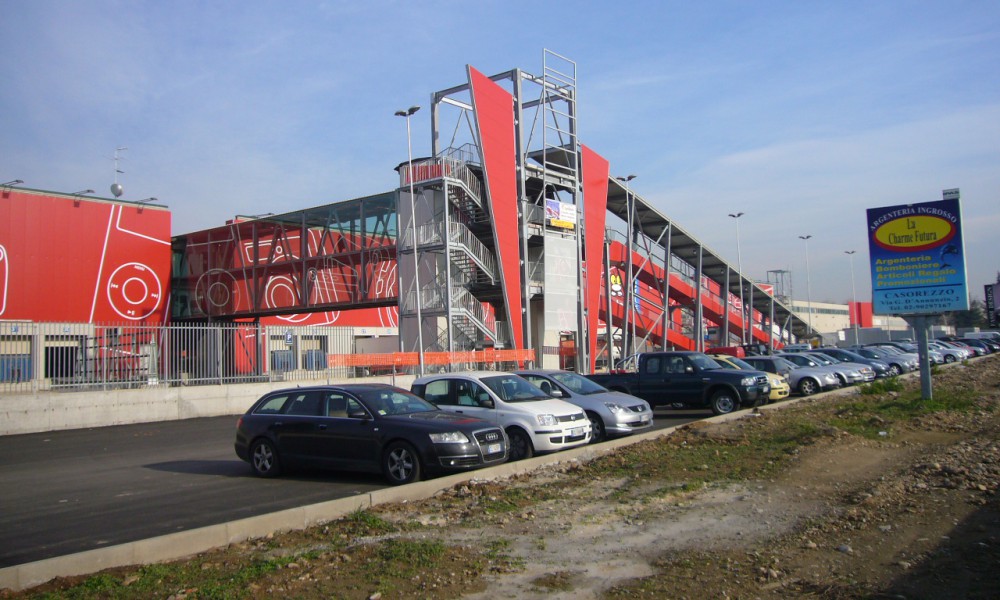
(0, 189), (172, 323)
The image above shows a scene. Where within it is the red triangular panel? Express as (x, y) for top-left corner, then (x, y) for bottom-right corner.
(468, 66), (524, 351)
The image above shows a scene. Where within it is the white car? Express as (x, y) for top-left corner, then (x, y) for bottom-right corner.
(411, 372), (591, 461)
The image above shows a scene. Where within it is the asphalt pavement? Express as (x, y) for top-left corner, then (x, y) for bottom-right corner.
(0, 409), (703, 567)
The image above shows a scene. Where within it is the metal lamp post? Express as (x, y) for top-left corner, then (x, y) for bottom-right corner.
(799, 235), (813, 336)
(395, 105), (424, 375)
(728, 212), (745, 344)
(845, 250), (859, 345)
(616, 175), (636, 359)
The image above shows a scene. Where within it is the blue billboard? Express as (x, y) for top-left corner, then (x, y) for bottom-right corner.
(866, 197), (969, 315)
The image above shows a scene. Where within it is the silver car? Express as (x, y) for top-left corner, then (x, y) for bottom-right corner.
(803, 352), (875, 384)
(743, 355), (841, 396)
(516, 369), (653, 443)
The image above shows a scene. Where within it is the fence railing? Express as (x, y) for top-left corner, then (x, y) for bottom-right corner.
(0, 321), (535, 394)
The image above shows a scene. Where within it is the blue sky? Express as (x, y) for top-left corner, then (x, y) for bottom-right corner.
(3, 1), (999, 305)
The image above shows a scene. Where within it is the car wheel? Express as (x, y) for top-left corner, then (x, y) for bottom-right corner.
(506, 427), (534, 461)
(944, 354), (956, 364)
(798, 378), (819, 396)
(710, 390), (738, 415)
(587, 412), (606, 444)
(382, 441), (421, 485)
(250, 439), (281, 478)
(888, 364), (901, 377)
(835, 373), (847, 386)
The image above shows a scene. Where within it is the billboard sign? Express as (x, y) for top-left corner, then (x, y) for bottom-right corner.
(866, 197), (968, 315)
(545, 199), (577, 230)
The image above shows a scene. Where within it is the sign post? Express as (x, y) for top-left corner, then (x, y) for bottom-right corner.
(866, 189), (968, 399)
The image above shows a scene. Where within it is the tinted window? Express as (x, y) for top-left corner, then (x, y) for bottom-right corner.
(283, 392), (321, 416)
(422, 379), (450, 405)
(254, 393), (292, 414)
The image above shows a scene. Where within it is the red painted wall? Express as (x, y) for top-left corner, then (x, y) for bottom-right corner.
(0, 189), (171, 323)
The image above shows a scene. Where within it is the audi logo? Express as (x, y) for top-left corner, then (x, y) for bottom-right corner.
(485, 432), (500, 441)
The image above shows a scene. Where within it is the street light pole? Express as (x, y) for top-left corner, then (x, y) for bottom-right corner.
(845, 250), (859, 345)
(728, 212), (745, 344)
(396, 105), (424, 375)
(616, 175), (636, 359)
(799, 235), (813, 337)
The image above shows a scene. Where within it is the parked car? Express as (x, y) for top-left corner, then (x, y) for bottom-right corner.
(802, 351), (875, 384)
(586, 351), (770, 415)
(710, 354), (791, 402)
(234, 384), (508, 485)
(810, 347), (891, 379)
(742, 355), (840, 396)
(955, 338), (994, 356)
(870, 341), (944, 364)
(862, 344), (921, 372)
(932, 340), (972, 360)
(926, 341), (967, 363)
(782, 352), (864, 386)
(411, 372), (590, 461)
(514, 369), (652, 443)
(850, 345), (914, 376)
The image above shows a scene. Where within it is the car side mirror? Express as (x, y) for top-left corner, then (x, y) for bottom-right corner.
(348, 408), (371, 420)
(477, 393), (495, 409)
(685, 366), (695, 374)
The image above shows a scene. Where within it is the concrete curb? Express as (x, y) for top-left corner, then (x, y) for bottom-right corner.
(0, 368), (931, 592)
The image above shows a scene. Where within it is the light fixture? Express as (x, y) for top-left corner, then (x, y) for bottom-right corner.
(71, 189), (94, 206)
(395, 104), (424, 375)
(136, 197), (158, 213)
(799, 235), (813, 335)
(729, 212), (746, 344)
(845, 250), (859, 345)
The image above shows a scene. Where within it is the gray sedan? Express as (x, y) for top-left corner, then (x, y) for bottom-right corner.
(516, 369), (653, 443)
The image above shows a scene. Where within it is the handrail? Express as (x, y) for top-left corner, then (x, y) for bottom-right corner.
(449, 220), (496, 281)
(399, 157), (483, 209)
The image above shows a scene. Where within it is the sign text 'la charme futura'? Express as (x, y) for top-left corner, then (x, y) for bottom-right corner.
(866, 197), (969, 315)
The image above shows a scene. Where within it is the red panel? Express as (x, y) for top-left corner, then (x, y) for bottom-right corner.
(581, 145), (609, 372)
(468, 66), (524, 351)
(0, 190), (171, 323)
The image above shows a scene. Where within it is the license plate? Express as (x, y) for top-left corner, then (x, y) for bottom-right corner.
(570, 427), (585, 437)
(487, 443), (502, 454)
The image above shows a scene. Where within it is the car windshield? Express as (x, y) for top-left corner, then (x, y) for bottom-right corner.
(549, 371), (608, 395)
(773, 357), (798, 371)
(689, 353), (723, 370)
(356, 389), (437, 416)
(482, 375), (550, 402)
(807, 354), (835, 366)
(727, 357), (756, 370)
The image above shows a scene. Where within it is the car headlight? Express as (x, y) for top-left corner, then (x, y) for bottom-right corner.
(604, 403), (628, 414)
(536, 414), (558, 427)
(429, 431), (470, 444)
(740, 376), (757, 386)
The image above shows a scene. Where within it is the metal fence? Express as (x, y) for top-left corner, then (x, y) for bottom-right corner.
(0, 321), (539, 394)
(0, 321), (364, 394)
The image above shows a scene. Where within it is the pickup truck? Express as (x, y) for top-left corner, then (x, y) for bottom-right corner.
(585, 351), (770, 415)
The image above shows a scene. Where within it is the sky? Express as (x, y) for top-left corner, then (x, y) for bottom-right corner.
(2, 0), (999, 305)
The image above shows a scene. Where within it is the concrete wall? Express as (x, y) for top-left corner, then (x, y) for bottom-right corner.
(0, 374), (417, 436)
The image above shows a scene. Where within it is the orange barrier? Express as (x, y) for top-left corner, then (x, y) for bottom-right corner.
(326, 349), (536, 369)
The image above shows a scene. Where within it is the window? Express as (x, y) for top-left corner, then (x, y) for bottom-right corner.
(423, 379), (451, 405)
(255, 394), (291, 414)
(644, 356), (662, 374)
(324, 393), (349, 418)
(284, 393), (321, 416)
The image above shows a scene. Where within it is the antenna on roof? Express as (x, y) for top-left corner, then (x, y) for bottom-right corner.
(110, 146), (127, 198)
